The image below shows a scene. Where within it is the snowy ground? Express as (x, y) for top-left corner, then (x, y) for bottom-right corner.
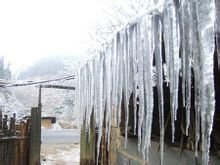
(41, 126), (80, 165)
(41, 144), (80, 165)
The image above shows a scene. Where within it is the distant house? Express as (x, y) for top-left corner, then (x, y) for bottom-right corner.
(41, 117), (56, 129)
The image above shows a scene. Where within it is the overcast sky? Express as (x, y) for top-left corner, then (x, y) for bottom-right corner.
(0, 0), (103, 73)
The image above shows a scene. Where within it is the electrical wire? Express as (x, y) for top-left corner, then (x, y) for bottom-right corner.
(1, 75), (75, 88)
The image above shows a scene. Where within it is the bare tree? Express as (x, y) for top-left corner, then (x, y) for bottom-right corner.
(86, 0), (159, 49)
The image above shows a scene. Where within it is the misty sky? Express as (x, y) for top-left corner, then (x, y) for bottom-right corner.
(0, 0), (103, 73)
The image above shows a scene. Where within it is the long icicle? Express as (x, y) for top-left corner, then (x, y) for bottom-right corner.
(190, 1), (202, 158)
(196, 0), (216, 164)
(179, 0), (192, 135)
(132, 24), (138, 135)
(105, 44), (112, 151)
(179, 0), (186, 110)
(112, 35), (119, 125)
(123, 30), (130, 149)
(183, 1), (192, 136)
(96, 52), (105, 165)
(117, 32), (123, 127)
(137, 20), (145, 152)
(143, 15), (154, 161)
(111, 36), (118, 126)
(164, 1), (180, 143)
(154, 13), (164, 165)
(141, 16), (149, 160)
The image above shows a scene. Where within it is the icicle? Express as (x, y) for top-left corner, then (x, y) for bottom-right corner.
(127, 27), (135, 93)
(108, 39), (117, 150)
(190, 1), (202, 157)
(96, 52), (105, 165)
(136, 21), (145, 152)
(175, 0), (193, 136)
(89, 61), (93, 136)
(196, 0), (216, 164)
(103, 50), (107, 118)
(142, 15), (154, 161)
(123, 30), (130, 149)
(76, 70), (81, 128)
(114, 33), (121, 126)
(132, 23), (138, 135)
(80, 67), (85, 127)
(172, 2), (180, 142)
(93, 56), (99, 127)
(80, 67), (86, 127)
(85, 63), (90, 131)
(164, 2), (180, 142)
(179, 1), (186, 109)
(153, 13), (164, 165)
(76, 1), (216, 164)
(87, 62), (93, 132)
(104, 45), (109, 145)
(91, 58), (96, 110)
(115, 33), (120, 126)
(116, 32), (123, 127)
(85, 59), (95, 137)
(111, 36), (118, 126)
(163, 8), (170, 86)
(183, 1), (192, 136)
(105, 44), (113, 151)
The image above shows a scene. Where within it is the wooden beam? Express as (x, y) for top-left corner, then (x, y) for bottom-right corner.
(38, 84), (75, 90)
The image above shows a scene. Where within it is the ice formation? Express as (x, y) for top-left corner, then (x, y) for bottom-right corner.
(76, 0), (217, 165)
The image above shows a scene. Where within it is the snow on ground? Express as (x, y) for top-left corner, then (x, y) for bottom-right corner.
(51, 123), (62, 130)
(41, 144), (80, 165)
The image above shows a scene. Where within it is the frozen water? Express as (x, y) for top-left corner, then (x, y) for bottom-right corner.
(76, 1), (217, 165)
(153, 13), (164, 165)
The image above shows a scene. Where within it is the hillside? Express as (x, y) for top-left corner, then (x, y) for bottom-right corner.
(11, 55), (80, 128)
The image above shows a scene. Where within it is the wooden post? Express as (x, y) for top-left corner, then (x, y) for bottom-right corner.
(29, 107), (41, 165)
(0, 108), (3, 138)
(3, 115), (8, 136)
(19, 120), (29, 165)
(38, 85), (42, 156)
(9, 114), (16, 136)
(0, 108), (3, 164)
(0, 108), (2, 130)
(38, 85), (42, 109)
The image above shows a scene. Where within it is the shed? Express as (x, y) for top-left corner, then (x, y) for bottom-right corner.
(41, 117), (56, 129)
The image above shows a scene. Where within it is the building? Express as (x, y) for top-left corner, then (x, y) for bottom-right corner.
(41, 117), (56, 129)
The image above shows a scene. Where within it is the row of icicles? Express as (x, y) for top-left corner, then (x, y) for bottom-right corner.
(76, 1), (217, 165)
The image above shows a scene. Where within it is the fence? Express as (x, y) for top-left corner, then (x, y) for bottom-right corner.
(0, 107), (41, 165)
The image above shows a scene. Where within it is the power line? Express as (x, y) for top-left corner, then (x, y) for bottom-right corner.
(1, 75), (75, 88)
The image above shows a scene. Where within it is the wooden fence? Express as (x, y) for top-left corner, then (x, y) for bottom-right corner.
(0, 107), (41, 165)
